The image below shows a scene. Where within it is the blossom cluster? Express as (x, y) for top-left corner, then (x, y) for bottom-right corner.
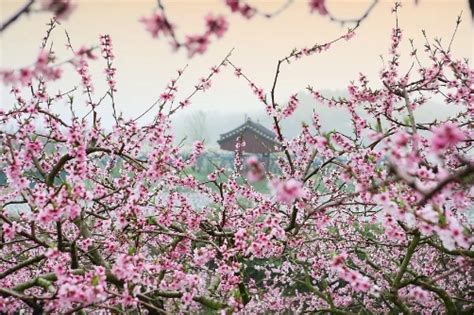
(141, 11), (229, 57)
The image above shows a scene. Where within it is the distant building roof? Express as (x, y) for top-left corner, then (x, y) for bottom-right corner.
(217, 118), (279, 154)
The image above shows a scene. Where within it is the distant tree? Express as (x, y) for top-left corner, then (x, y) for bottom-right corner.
(186, 110), (209, 143)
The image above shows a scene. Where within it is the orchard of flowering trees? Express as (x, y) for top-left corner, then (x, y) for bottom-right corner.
(0, 0), (473, 314)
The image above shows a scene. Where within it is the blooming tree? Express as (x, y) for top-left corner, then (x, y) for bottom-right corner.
(1, 2), (473, 315)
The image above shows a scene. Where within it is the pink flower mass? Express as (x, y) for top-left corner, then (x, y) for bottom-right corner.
(245, 155), (265, 182)
(273, 178), (307, 204)
(309, 0), (328, 16)
(0, 1), (473, 314)
(431, 122), (466, 153)
(140, 12), (173, 39)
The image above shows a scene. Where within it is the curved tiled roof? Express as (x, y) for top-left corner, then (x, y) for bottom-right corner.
(218, 118), (277, 143)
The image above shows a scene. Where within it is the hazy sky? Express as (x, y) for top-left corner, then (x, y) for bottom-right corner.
(1, 0), (473, 144)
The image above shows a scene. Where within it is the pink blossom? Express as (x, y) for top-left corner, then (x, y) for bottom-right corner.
(36, 50), (49, 70)
(207, 173), (217, 181)
(246, 156), (265, 182)
(76, 46), (97, 60)
(140, 12), (173, 38)
(160, 92), (174, 101)
(309, 0), (328, 16)
(225, 0), (240, 12)
(282, 94), (299, 117)
(0, 297), (11, 312)
(273, 178), (306, 204)
(185, 34), (210, 57)
(41, 0), (76, 20)
(393, 131), (410, 147)
(0, 70), (16, 84)
(239, 4), (256, 19)
(2, 223), (16, 241)
(344, 30), (356, 41)
(331, 252), (348, 267)
(225, 0), (256, 19)
(19, 68), (33, 86)
(431, 122), (465, 153)
(205, 14), (229, 38)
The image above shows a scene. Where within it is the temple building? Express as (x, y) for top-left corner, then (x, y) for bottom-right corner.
(218, 118), (279, 170)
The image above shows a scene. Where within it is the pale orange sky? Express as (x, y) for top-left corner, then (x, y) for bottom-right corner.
(1, 0), (473, 133)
